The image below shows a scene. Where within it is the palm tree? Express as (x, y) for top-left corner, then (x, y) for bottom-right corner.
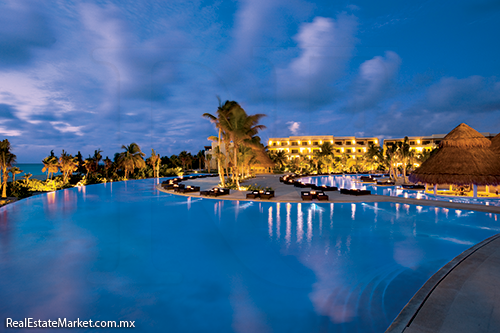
(42, 151), (59, 180)
(205, 153), (212, 173)
(395, 137), (411, 183)
(22, 173), (32, 185)
(203, 98), (240, 187)
(384, 143), (398, 181)
(178, 151), (191, 171)
(8, 166), (23, 183)
(93, 149), (103, 172)
(364, 144), (383, 172)
(146, 149), (161, 178)
(217, 103), (266, 189)
(195, 150), (205, 171)
(269, 150), (287, 170)
(103, 156), (113, 178)
(82, 158), (95, 178)
(59, 150), (79, 183)
(0, 139), (16, 197)
(116, 143), (146, 179)
(319, 142), (334, 156)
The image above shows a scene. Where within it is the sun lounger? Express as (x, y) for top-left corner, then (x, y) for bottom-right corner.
(316, 191), (329, 201)
(260, 191), (274, 200)
(312, 184), (338, 191)
(301, 191), (313, 201)
(350, 189), (371, 196)
(340, 188), (350, 195)
(246, 191), (260, 199)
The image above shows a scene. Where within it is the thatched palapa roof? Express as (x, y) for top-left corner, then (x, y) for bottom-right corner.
(490, 133), (500, 155)
(409, 123), (500, 185)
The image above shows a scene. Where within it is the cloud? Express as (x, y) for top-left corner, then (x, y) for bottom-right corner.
(425, 75), (500, 113)
(347, 51), (402, 111)
(287, 121), (301, 135)
(0, 1), (56, 67)
(277, 13), (359, 110)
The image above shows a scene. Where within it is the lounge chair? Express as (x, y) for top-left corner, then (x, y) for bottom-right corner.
(172, 184), (186, 192)
(376, 179), (395, 186)
(301, 191), (313, 201)
(340, 188), (350, 195)
(350, 189), (371, 196)
(312, 184), (338, 191)
(260, 191), (275, 200)
(316, 191), (329, 201)
(360, 176), (376, 183)
(179, 186), (200, 193)
(246, 191), (260, 199)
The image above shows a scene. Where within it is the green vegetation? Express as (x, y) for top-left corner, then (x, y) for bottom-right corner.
(0, 140), (213, 203)
(203, 97), (272, 190)
(269, 137), (436, 182)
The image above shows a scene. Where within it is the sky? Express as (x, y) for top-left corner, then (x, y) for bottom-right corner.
(1, 0), (500, 162)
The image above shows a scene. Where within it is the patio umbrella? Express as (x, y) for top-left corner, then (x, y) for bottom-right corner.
(409, 123), (500, 197)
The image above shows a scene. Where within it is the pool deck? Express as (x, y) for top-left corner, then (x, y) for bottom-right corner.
(157, 174), (500, 333)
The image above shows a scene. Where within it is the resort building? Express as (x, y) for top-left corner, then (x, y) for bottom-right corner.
(383, 132), (497, 153)
(267, 135), (380, 160)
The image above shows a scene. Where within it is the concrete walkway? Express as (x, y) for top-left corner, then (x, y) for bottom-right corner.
(158, 174), (500, 333)
(162, 174), (500, 214)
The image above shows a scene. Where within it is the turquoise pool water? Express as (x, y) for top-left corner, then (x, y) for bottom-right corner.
(0, 178), (498, 332)
(300, 174), (500, 207)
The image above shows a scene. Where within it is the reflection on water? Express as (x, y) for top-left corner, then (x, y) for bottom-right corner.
(1, 180), (500, 333)
(301, 175), (500, 206)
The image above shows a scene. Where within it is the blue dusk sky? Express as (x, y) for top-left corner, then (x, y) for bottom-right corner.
(1, 0), (500, 162)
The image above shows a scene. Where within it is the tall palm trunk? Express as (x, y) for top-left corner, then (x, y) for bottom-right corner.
(234, 142), (240, 189)
(217, 128), (225, 187)
(1, 168), (8, 198)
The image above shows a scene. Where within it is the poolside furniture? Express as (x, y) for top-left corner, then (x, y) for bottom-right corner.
(179, 186), (200, 193)
(312, 184), (338, 191)
(401, 184), (426, 190)
(172, 184), (186, 192)
(360, 176), (376, 183)
(200, 190), (210, 196)
(208, 188), (230, 197)
(376, 179), (395, 186)
(246, 191), (260, 199)
(260, 191), (275, 200)
(316, 191), (329, 201)
(340, 188), (350, 195)
(301, 191), (313, 201)
(350, 189), (371, 196)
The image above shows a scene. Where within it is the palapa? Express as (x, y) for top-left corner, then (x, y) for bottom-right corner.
(490, 133), (500, 155)
(409, 123), (500, 185)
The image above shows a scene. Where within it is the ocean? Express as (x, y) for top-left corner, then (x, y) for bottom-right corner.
(7, 163), (61, 181)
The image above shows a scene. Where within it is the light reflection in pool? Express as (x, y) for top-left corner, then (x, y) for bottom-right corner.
(0, 178), (499, 332)
(300, 174), (500, 206)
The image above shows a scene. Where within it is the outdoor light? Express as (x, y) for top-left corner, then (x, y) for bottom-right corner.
(352, 140), (356, 144)
(320, 140), (323, 144)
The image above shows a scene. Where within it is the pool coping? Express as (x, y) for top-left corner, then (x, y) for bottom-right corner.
(384, 232), (500, 333)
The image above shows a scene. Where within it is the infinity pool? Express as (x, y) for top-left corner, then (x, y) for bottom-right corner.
(300, 174), (500, 207)
(1, 179), (498, 332)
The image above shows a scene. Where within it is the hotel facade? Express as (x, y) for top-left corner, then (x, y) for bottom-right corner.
(267, 135), (380, 160)
(267, 132), (496, 160)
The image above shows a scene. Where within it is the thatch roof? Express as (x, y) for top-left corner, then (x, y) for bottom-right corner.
(410, 123), (500, 185)
(491, 133), (500, 155)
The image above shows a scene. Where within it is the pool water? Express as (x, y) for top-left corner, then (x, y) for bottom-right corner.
(0, 179), (498, 332)
(301, 174), (500, 207)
